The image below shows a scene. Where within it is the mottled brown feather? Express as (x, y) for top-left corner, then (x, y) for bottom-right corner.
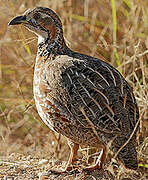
(9, 7), (139, 171)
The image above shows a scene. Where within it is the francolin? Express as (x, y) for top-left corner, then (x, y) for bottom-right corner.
(9, 7), (139, 172)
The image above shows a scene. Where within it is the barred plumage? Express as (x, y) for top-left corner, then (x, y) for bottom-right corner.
(9, 7), (139, 171)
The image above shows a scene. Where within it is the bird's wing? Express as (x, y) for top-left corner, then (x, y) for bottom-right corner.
(60, 55), (139, 135)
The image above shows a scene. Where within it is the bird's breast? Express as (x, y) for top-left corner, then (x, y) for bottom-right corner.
(33, 54), (74, 130)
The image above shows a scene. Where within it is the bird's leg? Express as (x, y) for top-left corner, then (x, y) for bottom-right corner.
(65, 142), (79, 170)
(83, 147), (106, 171)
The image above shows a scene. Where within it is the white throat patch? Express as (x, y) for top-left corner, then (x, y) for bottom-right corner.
(38, 35), (46, 45)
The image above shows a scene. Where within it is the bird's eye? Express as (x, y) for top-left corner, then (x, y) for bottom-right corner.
(33, 13), (41, 20)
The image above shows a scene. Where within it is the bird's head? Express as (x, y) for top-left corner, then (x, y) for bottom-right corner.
(8, 7), (67, 55)
(9, 7), (63, 42)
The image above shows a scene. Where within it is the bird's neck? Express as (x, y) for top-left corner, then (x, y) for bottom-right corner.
(37, 31), (69, 57)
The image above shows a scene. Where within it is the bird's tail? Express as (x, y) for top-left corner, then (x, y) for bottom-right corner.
(112, 135), (138, 170)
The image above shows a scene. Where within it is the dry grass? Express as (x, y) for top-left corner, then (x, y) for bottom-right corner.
(0, 0), (148, 179)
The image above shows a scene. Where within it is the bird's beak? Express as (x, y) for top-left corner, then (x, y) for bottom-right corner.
(8, 15), (27, 26)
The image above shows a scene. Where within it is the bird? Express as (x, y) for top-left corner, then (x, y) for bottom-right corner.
(8, 7), (139, 172)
